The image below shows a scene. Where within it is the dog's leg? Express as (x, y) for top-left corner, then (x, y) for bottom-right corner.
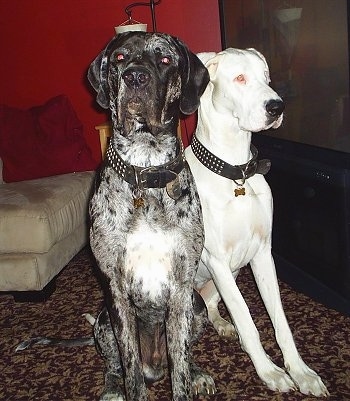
(205, 256), (297, 393)
(250, 251), (329, 397)
(166, 288), (194, 401)
(108, 289), (148, 401)
(100, 360), (125, 401)
(199, 278), (236, 338)
(94, 308), (126, 401)
(190, 290), (216, 396)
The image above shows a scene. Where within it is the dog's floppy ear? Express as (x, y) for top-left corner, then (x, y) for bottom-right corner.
(246, 47), (267, 64)
(246, 48), (270, 82)
(88, 36), (125, 109)
(197, 52), (221, 80)
(174, 39), (210, 115)
(197, 52), (217, 66)
(88, 50), (110, 109)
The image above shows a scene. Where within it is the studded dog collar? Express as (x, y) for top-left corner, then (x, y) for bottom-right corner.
(191, 135), (271, 196)
(105, 144), (186, 204)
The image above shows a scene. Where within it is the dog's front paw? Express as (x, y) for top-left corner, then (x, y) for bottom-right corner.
(259, 364), (297, 393)
(287, 364), (329, 397)
(100, 381), (125, 401)
(191, 366), (216, 396)
(100, 393), (125, 401)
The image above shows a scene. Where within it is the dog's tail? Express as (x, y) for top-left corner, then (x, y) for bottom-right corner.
(15, 313), (97, 352)
(15, 336), (94, 352)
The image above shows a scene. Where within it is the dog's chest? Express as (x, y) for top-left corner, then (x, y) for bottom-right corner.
(125, 221), (173, 302)
(197, 172), (273, 265)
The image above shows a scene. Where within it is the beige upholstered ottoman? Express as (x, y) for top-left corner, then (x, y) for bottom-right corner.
(0, 171), (94, 301)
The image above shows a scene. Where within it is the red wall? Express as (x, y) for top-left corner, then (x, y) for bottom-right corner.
(0, 0), (221, 161)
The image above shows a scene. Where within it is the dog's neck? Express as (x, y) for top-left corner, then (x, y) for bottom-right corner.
(110, 121), (180, 168)
(196, 94), (253, 166)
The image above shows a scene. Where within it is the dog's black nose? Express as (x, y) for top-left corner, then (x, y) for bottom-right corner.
(266, 99), (285, 117)
(122, 67), (150, 89)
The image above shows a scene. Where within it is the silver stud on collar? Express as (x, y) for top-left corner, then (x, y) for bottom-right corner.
(192, 136), (225, 174)
(106, 146), (127, 179)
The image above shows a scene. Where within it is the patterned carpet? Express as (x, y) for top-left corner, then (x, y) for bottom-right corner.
(0, 247), (349, 401)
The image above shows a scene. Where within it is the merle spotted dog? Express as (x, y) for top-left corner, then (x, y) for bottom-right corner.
(87, 32), (214, 401)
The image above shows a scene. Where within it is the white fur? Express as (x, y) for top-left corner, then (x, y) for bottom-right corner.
(125, 223), (172, 299)
(185, 48), (329, 397)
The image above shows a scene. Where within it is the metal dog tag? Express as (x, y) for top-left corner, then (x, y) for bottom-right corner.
(166, 175), (182, 200)
(234, 186), (246, 197)
(133, 197), (145, 208)
(132, 188), (145, 208)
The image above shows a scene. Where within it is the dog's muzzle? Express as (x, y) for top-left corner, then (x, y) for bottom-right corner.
(122, 67), (151, 89)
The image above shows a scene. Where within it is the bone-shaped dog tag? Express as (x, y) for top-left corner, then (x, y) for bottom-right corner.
(166, 175), (182, 200)
(132, 188), (145, 208)
(133, 197), (144, 208)
(234, 187), (245, 197)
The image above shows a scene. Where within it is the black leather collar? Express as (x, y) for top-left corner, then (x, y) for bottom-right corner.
(191, 135), (271, 183)
(105, 144), (186, 189)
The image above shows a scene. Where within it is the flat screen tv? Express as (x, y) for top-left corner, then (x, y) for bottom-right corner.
(218, 0), (350, 168)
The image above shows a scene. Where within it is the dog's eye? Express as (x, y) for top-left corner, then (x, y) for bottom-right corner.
(116, 53), (125, 62)
(234, 74), (246, 84)
(160, 56), (171, 65)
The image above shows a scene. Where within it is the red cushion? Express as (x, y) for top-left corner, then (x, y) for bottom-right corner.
(0, 95), (98, 182)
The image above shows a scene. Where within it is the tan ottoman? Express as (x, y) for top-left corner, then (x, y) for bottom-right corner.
(0, 171), (94, 301)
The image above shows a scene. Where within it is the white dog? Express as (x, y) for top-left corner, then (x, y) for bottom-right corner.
(185, 48), (329, 397)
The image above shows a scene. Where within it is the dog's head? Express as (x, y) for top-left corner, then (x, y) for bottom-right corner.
(88, 32), (209, 136)
(197, 48), (284, 133)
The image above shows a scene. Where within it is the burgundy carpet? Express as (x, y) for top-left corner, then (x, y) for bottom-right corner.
(0, 247), (349, 401)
